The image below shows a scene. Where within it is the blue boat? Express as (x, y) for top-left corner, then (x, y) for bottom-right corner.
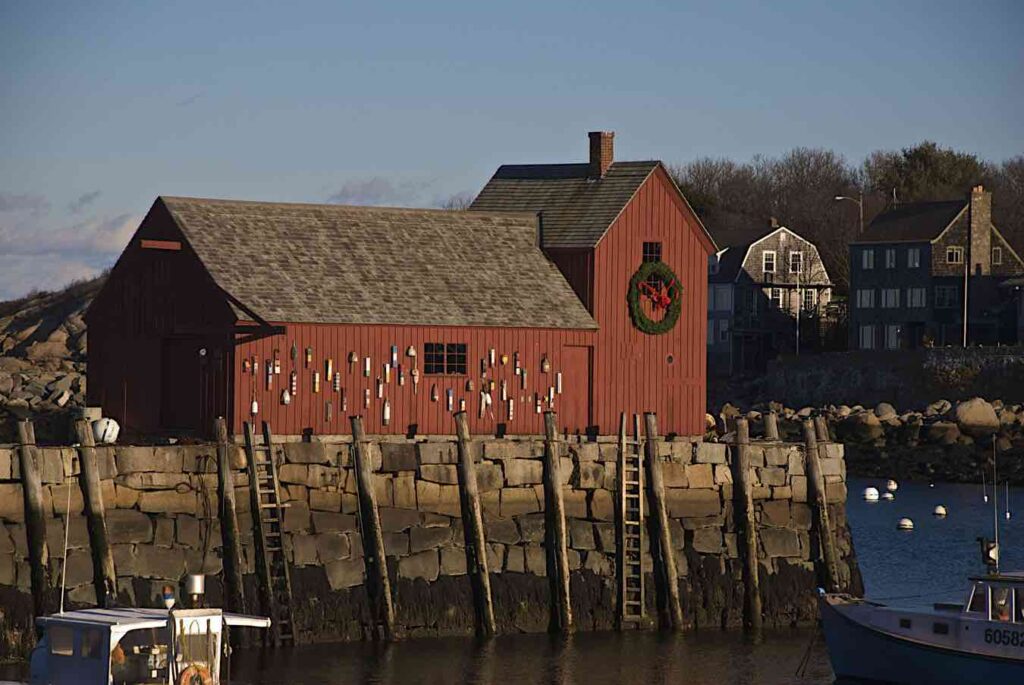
(820, 573), (1024, 684)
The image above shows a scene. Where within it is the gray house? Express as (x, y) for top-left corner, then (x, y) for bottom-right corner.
(848, 185), (1024, 350)
(708, 219), (832, 374)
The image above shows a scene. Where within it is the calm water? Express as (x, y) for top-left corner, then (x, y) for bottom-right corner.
(4, 478), (1019, 683)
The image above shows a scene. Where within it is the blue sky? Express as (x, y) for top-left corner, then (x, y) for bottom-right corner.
(1, 1), (1021, 299)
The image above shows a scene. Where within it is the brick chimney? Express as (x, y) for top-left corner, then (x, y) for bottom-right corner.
(588, 131), (614, 179)
(969, 184), (992, 276)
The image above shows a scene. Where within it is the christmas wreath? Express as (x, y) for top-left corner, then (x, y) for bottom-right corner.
(627, 261), (683, 335)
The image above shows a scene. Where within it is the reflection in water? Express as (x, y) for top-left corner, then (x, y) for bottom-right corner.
(229, 628), (834, 685)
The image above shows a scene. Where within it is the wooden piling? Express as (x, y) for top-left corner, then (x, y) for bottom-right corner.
(350, 416), (395, 641)
(802, 419), (839, 593)
(73, 419), (117, 607)
(543, 411), (573, 634)
(453, 412), (496, 637)
(813, 415), (829, 443)
(643, 413), (683, 631)
(215, 417), (246, 616)
(763, 412), (779, 442)
(732, 418), (763, 639)
(16, 420), (53, 619)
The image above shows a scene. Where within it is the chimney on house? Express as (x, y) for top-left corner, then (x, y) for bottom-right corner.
(588, 131), (614, 179)
(770, 217), (780, 229)
(969, 184), (992, 276)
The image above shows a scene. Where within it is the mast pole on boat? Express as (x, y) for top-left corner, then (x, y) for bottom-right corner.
(993, 435), (1000, 575)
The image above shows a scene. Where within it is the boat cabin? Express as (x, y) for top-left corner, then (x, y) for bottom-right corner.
(30, 607), (269, 685)
(964, 573), (1024, 623)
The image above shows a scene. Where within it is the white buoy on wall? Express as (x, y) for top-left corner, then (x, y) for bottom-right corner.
(886, 479), (899, 492)
(898, 518), (914, 530)
(863, 487), (880, 502)
(933, 505), (947, 517)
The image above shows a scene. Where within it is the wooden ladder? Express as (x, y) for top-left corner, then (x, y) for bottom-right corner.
(617, 413), (645, 626)
(243, 421), (296, 646)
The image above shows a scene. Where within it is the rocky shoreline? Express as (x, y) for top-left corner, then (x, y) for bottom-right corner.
(711, 397), (1024, 485)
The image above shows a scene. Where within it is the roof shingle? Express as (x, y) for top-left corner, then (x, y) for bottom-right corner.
(159, 196), (597, 330)
(855, 200), (967, 244)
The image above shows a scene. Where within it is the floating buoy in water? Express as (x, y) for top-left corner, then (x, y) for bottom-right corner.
(886, 479), (899, 492)
(882, 492), (895, 501)
(898, 518), (914, 530)
(863, 487), (880, 502)
(933, 505), (947, 517)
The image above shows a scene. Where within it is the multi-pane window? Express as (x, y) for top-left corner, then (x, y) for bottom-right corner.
(993, 246), (1003, 266)
(856, 289), (875, 309)
(769, 288), (783, 309)
(881, 288), (901, 308)
(763, 251), (776, 274)
(946, 246), (964, 264)
(885, 248), (897, 269)
(885, 325), (900, 350)
(789, 251), (804, 274)
(908, 248), (921, 268)
(643, 241), (662, 263)
(935, 285), (958, 309)
(802, 289), (816, 311)
(424, 342), (467, 374)
(858, 325), (876, 350)
(861, 248), (875, 270)
(907, 287), (927, 308)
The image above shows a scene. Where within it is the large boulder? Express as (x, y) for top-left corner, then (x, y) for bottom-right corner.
(926, 399), (952, 417)
(837, 411), (883, 444)
(925, 421), (960, 446)
(954, 398), (1000, 438)
(874, 402), (897, 421)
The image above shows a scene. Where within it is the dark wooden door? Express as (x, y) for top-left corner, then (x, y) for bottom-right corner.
(560, 345), (592, 435)
(161, 336), (227, 434)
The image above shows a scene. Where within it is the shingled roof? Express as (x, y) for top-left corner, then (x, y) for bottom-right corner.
(159, 196), (597, 330)
(855, 200), (967, 244)
(470, 161), (661, 248)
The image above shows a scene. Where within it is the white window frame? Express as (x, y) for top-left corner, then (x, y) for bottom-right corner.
(881, 288), (901, 309)
(763, 250), (776, 274)
(907, 287), (926, 308)
(935, 285), (958, 309)
(885, 325), (900, 350)
(908, 247), (921, 268)
(946, 246), (964, 264)
(861, 248), (875, 270)
(789, 251), (804, 274)
(885, 248), (897, 269)
(856, 289), (875, 309)
(802, 288), (815, 311)
(769, 287), (783, 309)
(993, 246), (1003, 266)
(858, 325), (876, 350)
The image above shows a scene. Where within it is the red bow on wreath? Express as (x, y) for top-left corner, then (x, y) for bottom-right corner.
(639, 278), (676, 310)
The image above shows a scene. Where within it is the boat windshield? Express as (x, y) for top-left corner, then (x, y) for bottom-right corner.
(110, 626), (170, 685)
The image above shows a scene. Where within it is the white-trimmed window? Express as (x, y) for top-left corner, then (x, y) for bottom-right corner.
(861, 248), (875, 270)
(993, 246), (1003, 266)
(802, 288), (816, 311)
(885, 325), (900, 350)
(881, 288), (901, 308)
(719, 319), (730, 342)
(856, 289), (875, 309)
(935, 285), (958, 309)
(763, 250), (776, 274)
(885, 248), (896, 269)
(946, 246), (964, 264)
(769, 288), (783, 309)
(789, 251), (804, 274)
(858, 325), (876, 350)
(907, 287), (927, 308)
(908, 247), (921, 268)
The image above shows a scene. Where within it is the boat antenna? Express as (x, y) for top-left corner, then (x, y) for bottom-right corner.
(993, 435), (1000, 575)
(59, 473), (72, 614)
(982, 467), (988, 503)
(1006, 481), (1012, 521)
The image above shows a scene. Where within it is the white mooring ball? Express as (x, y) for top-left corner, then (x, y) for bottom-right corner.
(91, 418), (120, 445)
(886, 479), (899, 492)
(933, 505), (948, 517)
(882, 492), (895, 501)
(898, 517), (914, 530)
(863, 487), (880, 502)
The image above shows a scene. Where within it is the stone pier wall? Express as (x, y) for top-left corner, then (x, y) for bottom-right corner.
(0, 434), (859, 658)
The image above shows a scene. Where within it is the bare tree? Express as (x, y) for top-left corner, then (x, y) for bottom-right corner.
(439, 192), (475, 211)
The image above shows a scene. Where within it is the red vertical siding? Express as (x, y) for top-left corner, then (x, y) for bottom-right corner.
(232, 324), (595, 437)
(588, 166), (710, 436)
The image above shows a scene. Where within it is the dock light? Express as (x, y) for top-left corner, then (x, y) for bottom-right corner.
(186, 574), (205, 609)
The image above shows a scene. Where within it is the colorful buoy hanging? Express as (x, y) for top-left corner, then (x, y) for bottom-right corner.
(513, 352), (521, 374)
(313, 372), (321, 393)
(412, 368), (420, 393)
(489, 348), (496, 367)
(273, 350), (281, 374)
(341, 388), (347, 412)
(325, 358), (333, 379)
(384, 363), (391, 383)
(398, 365), (405, 386)
(290, 371), (298, 394)
(333, 372), (341, 392)
(391, 345), (399, 367)
(364, 388), (371, 408)
(250, 395), (259, 416)
(521, 369), (528, 389)
(556, 372), (563, 394)
(430, 383), (438, 402)
(348, 351), (358, 372)
(500, 354), (509, 366)
(500, 379), (508, 402)
(290, 341), (298, 361)
(281, 389), (291, 405)
(466, 379), (474, 392)
(325, 399), (333, 423)
(376, 377), (384, 398)
(305, 347), (313, 368)
(265, 361), (273, 389)
(541, 357), (551, 374)
(363, 356), (371, 377)
(446, 388), (454, 412)
(383, 399), (391, 426)
(507, 398), (514, 420)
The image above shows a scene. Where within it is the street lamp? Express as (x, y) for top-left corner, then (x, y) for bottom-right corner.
(834, 193), (864, 234)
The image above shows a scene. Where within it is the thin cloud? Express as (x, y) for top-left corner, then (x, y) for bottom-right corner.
(0, 192), (50, 214)
(326, 177), (440, 207)
(68, 190), (102, 214)
(176, 92), (203, 107)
